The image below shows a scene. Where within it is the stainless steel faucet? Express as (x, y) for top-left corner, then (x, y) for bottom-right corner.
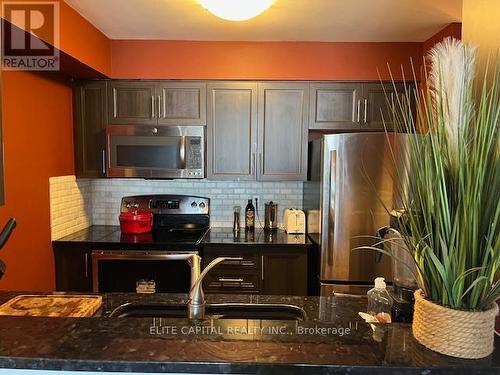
(187, 256), (242, 320)
(172, 253), (242, 320)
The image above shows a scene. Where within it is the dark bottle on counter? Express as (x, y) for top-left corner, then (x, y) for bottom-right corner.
(245, 199), (255, 231)
(244, 229), (255, 242)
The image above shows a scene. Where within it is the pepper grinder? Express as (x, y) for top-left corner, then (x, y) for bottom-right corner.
(232, 206), (241, 232)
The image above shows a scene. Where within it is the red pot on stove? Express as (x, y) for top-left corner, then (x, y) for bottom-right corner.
(119, 211), (153, 234)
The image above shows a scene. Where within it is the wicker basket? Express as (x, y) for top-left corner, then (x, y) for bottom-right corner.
(412, 289), (499, 359)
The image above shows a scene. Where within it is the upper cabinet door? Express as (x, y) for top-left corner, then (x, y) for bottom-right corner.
(258, 83), (309, 181)
(207, 82), (258, 180)
(107, 81), (157, 125)
(157, 82), (206, 125)
(74, 81), (107, 178)
(362, 82), (410, 130)
(309, 83), (363, 130)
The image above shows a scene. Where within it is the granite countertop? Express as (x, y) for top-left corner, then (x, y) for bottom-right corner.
(203, 227), (312, 246)
(52, 226), (312, 248)
(0, 291), (498, 374)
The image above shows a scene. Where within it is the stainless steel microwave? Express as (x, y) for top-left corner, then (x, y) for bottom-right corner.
(105, 125), (204, 179)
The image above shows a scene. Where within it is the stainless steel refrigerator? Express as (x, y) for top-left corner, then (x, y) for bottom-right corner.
(304, 133), (408, 296)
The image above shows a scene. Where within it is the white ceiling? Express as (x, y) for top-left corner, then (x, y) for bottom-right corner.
(64, 0), (462, 42)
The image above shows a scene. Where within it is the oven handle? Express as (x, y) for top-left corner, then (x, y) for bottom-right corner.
(91, 251), (199, 293)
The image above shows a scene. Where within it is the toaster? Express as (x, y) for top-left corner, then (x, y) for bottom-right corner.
(283, 208), (306, 234)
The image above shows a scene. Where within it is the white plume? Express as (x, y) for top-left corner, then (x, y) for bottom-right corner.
(428, 37), (477, 172)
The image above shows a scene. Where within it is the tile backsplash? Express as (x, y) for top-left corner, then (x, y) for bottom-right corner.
(91, 179), (303, 227)
(49, 176), (303, 238)
(49, 176), (92, 240)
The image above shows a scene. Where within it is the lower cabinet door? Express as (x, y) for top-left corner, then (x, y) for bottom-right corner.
(53, 246), (92, 292)
(261, 250), (308, 295)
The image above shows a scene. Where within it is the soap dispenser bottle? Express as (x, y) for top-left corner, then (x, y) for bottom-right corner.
(367, 277), (393, 323)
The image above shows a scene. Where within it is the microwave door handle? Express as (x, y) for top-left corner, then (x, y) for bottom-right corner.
(180, 136), (187, 169)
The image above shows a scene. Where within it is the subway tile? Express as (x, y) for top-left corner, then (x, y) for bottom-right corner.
(49, 175), (303, 234)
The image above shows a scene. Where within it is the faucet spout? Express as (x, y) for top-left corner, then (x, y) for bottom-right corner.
(187, 256), (242, 320)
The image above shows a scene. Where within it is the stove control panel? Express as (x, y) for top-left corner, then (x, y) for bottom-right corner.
(120, 195), (209, 215)
(151, 200), (180, 210)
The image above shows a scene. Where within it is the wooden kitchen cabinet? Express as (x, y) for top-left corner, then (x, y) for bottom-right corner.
(261, 249), (308, 295)
(309, 82), (413, 131)
(53, 245), (92, 292)
(202, 244), (309, 295)
(309, 82), (363, 130)
(257, 83), (309, 181)
(73, 81), (107, 178)
(207, 82), (258, 180)
(203, 245), (260, 293)
(108, 80), (206, 126)
(157, 81), (206, 125)
(107, 81), (157, 125)
(363, 82), (409, 130)
(208, 82), (308, 181)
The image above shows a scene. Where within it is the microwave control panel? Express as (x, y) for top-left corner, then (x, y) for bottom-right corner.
(186, 137), (203, 171)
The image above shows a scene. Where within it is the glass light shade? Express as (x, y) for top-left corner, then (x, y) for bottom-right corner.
(199, 0), (274, 21)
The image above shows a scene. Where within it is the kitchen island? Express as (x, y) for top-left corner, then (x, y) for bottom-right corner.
(0, 291), (498, 374)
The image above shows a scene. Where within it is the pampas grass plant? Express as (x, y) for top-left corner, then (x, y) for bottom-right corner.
(373, 38), (499, 311)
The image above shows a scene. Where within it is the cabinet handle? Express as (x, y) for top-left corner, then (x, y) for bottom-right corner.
(112, 89), (118, 118)
(151, 96), (155, 118)
(364, 99), (368, 124)
(84, 253), (89, 278)
(219, 277), (244, 283)
(251, 152), (255, 175)
(356, 99), (361, 123)
(157, 95), (162, 118)
(261, 255), (264, 281)
(101, 149), (106, 176)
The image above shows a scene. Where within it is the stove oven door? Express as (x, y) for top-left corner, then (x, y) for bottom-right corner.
(92, 250), (194, 293)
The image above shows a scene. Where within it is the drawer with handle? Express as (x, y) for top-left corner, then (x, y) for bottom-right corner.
(204, 270), (260, 293)
(204, 248), (259, 270)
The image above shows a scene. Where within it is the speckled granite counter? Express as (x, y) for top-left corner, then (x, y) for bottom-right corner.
(203, 227), (312, 246)
(0, 291), (498, 374)
(53, 226), (312, 249)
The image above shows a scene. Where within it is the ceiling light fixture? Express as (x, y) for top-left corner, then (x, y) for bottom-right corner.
(198, 0), (274, 22)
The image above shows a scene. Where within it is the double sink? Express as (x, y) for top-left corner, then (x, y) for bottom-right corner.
(110, 302), (308, 321)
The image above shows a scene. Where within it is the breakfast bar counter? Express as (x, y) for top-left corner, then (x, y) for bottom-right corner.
(0, 291), (498, 374)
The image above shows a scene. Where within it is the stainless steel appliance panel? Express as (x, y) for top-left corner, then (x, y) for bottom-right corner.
(92, 250), (197, 293)
(106, 125), (204, 178)
(318, 133), (398, 283)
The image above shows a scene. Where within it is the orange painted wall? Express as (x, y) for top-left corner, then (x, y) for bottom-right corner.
(0, 0), (109, 291)
(1, 0), (111, 76)
(423, 23), (462, 57)
(0, 71), (74, 291)
(462, 0), (500, 78)
(60, 1), (111, 76)
(111, 41), (423, 80)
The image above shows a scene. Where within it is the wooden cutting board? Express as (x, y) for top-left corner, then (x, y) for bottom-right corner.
(0, 295), (102, 317)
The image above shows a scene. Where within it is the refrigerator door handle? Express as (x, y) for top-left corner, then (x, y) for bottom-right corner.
(327, 150), (337, 266)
